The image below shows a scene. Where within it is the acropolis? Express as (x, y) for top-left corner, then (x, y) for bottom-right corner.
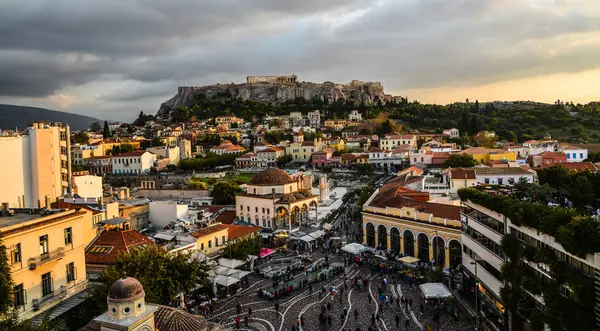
(247, 75), (297, 84)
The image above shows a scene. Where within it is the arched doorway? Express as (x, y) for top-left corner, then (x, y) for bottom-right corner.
(309, 201), (318, 222)
(275, 207), (288, 229)
(417, 233), (430, 262)
(301, 204), (308, 225)
(449, 240), (462, 269)
(290, 206), (300, 225)
(377, 225), (388, 250)
(403, 230), (414, 257)
(366, 223), (375, 248)
(432, 236), (445, 266)
(390, 228), (400, 254)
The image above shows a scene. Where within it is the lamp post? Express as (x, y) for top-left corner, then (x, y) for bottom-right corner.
(470, 260), (479, 330)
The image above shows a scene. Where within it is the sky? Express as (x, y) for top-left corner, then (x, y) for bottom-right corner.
(0, 0), (599, 121)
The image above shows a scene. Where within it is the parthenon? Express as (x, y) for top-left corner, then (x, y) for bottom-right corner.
(247, 75), (297, 84)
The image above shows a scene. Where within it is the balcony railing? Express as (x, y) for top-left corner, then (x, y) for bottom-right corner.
(28, 247), (65, 270)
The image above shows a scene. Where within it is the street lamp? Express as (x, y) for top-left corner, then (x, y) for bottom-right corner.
(470, 260), (479, 330)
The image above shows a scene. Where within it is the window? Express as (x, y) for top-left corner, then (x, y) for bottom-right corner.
(222, 235), (226, 244)
(240, 205), (243, 210)
(566, 153), (570, 159)
(39, 235), (49, 255)
(66, 262), (75, 282)
(208, 240), (212, 248)
(215, 237), (219, 246)
(267, 209), (270, 214)
(200, 243), (204, 250)
(255, 207), (258, 212)
(484, 178), (490, 184)
(580, 153), (584, 159)
(498, 178), (503, 185)
(64, 227), (73, 245)
(262, 208), (265, 213)
(41, 272), (53, 297)
(13, 284), (25, 307)
(11, 244), (21, 264)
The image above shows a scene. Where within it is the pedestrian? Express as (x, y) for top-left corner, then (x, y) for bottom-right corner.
(275, 302), (280, 313)
(244, 316), (248, 326)
(248, 307), (252, 317)
(327, 302), (331, 311)
(235, 317), (240, 329)
(354, 308), (359, 321)
(236, 302), (242, 315)
(301, 315), (305, 326)
(371, 313), (375, 326)
(395, 314), (400, 328)
(340, 312), (345, 324)
(368, 294), (372, 304)
(328, 315), (332, 326)
(296, 318), (300, 328)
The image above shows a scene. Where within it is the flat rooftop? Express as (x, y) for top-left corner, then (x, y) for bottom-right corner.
(0, 209), (70, 229)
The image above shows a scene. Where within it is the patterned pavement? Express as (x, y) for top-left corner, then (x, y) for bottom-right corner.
(207, 254), (475, 331)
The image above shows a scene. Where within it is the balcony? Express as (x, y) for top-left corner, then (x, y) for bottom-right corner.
(28, 248), (65, 270)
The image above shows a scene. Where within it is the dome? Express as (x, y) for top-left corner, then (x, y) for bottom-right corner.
(250, 168), (295, 186)
(108, 277), (145, 303)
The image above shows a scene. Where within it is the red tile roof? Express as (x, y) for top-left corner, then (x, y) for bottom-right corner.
(225, 225), (261, 239)
(85, 230), (154, 265)
(190, 224), (229, 238)
(215, 210), (237, 224)
(113, 150), (150, 157)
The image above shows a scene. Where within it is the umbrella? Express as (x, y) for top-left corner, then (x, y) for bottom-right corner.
(259, 248), (276, 258)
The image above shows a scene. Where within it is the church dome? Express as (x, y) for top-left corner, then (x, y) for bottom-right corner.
(250, 168), (295, 186)
(107, 277), (145, 303)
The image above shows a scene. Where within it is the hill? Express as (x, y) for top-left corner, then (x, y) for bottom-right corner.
(0, 104), (100, 130)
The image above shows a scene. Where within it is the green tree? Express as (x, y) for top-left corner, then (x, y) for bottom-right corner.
(356, 163), (373, 175)
(108, 143), (136, 156)
(97, 245), (213, 306)
(443, 153), (477, 168)
(151, 137), (165, 147)
(223, 236), (262, 261)
(71, 131), (90, 145)
(102, 121), (110, 138)
(210, 182), (241, 205)
(276, 154), (293, 167)
(89, 122), (101, 131)
(0, 239), (13, 314)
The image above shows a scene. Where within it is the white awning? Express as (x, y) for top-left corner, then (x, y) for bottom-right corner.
(153, 233), (175, 241)
(419, 283), (453, 299)
(300, 235), (316, 243)
(341, 243), (367, 255)
(218, 258), (244, 269)
(399, 256), (420, 264)
(215, 275), (240, 287)
(309, 230), (325, 239)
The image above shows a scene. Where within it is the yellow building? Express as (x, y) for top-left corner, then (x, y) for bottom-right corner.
(285, 137), (322, 162)
(0, 122), (71, 208)
(235, 168), (318, 229)
(361, 183), (463, 268)
(72, 138), (141, 165)
(323, 138), (346, 151)
(1, 209), (92, 321)
(190, 224), (230, 256)
(159, 135), (178, 148)
(460, 147), (517, 164)
(323, 119), (348, 131)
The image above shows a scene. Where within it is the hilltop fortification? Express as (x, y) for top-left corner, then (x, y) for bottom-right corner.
(156, 75), (393, 119)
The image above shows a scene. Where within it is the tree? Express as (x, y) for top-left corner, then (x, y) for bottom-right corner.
(356, 164), (373, 175)
(276, 154), (293, 167)
(89, 122), (101, 131)
(0, 239), (13, 314)
(210, 182), (241, 205)
(71, 131), (90, 145)
(223, 236), (262, 261)
(108, 143), (136, 156)
(151, 137), (165, 147)
(443, 154), (477, 168)
(97, 245), (213, 306)
(102, 121), (110, 138)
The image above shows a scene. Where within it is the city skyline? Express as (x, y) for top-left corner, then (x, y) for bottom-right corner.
(0, 0), (599, 120)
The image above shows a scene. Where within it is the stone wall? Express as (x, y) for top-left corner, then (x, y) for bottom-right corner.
(247, 75), (297, 84)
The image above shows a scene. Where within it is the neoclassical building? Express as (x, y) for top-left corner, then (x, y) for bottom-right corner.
(235, 168), (319, 229)
(361, 183), (463, 268)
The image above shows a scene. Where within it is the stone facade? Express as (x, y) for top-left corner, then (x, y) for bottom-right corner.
(247, 75), (297, 84)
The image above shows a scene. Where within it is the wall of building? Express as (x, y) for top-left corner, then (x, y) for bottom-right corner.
(0, 135), (31, 208)
(72, 175), (103, 199)
(136, 189), (209, 200)
(149, 202), (189, 228)
(196, 228), (229, 255)
(1, 210), (90, 320)
(236, 195), (275, 227)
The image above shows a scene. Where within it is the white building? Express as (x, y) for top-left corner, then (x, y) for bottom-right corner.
(72, 172), (103, 199)
(147, 146), (180, 165)
(149, 201), (194, 229)
(380, 134), (416, 151)
(473, 167), (535, 185)
(111, 150), (156, 175)
(348, 110), (362, 121)
(560, 145), (588, 163)
(108, 121), (123, 130)
(0, 122), (71, 208)
(442, 128), (460, 139)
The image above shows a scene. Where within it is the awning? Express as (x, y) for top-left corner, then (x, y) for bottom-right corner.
(215, 266), (238, 276)
(419, 283), (453, 299)
(215, 275), (240, 287)
(153, 233), (175, 241)
(309, 230), (325, 239)
(300, 235), (316, 243)
(323, 223), (333, 230)
(218, 258), (244, 269)
(399, 256), (420, 264)
(259, 248), (275, 258)
(341, 243), (367, 255)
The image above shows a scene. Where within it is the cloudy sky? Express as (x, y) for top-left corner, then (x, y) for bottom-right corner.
(0, 0), (599, 121)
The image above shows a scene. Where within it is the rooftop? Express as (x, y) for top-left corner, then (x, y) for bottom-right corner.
(190, 224), (229, 238)
(0, 208), (74, 230)
(86, 229), (154, 265)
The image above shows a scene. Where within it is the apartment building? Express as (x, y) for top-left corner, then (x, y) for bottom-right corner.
(380, 134), (416, 151)
(111, 150), (156, 175)
(460, 190), (600, 331)
(0, 122), (71, 208)
(1, 208), (92, 321)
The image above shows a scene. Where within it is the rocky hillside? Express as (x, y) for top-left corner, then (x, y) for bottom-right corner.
(157, 80), (394, 119)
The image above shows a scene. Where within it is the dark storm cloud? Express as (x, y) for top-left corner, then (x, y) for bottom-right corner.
(0, 0), (598, 118)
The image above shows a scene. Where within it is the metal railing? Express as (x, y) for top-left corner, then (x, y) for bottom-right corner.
(28, 247), (65, 270)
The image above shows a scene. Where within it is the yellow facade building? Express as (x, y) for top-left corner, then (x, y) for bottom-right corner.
(460, 147), (517, 164)
(1, 209), (93, 321)
(361, 183), (463, 268)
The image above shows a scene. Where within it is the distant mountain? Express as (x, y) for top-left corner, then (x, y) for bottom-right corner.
(0, 104), (100, 130)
